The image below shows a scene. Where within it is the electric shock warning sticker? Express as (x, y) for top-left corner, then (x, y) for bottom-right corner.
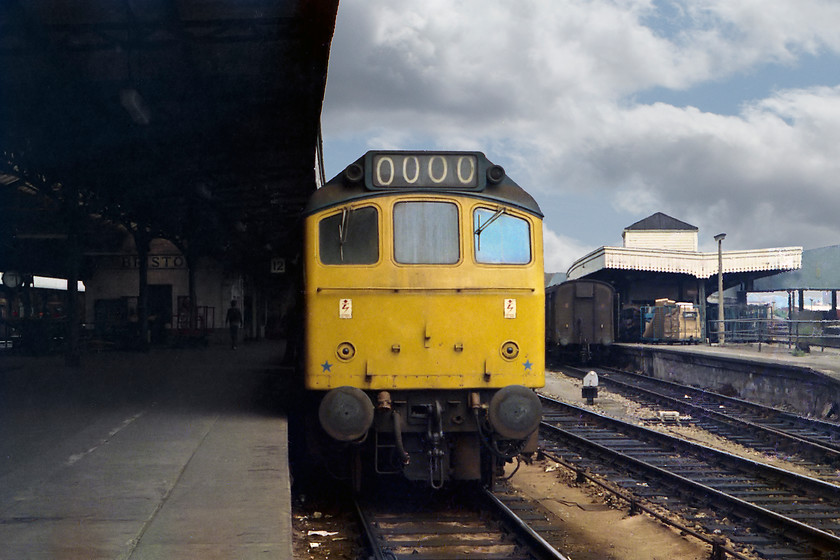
(504, 298), (516, 319)
(339, 298), (352, 319)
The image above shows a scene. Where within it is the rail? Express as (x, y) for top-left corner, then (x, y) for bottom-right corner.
(539, 395), (840, 557)
(353, 483), (571, 560)
(558, 364), (840, 480)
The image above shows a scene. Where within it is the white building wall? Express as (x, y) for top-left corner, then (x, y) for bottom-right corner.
(623, 230), (698, 252)
(85, 238), (230, 330)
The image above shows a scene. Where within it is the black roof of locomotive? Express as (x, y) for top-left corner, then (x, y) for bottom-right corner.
(304, 151), (543, 218)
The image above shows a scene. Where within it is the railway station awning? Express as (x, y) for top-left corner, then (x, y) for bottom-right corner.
(753, 245), (840, 292)
(566, 245), (803, 303)
(0, 0), (339, 280)
(566, 212), (802, 298)
(568, 245), (802, 281)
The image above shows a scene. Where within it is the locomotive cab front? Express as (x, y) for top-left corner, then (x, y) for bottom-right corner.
(303, 151), (545, 488)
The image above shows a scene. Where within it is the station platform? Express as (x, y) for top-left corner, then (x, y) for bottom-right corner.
(622, 341), (840, 378)
(613, 342), (840, 418)
(0, 340), (293, 559)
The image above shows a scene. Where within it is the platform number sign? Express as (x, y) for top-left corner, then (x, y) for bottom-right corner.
(339, 298), (352, 319)
(504, 298), (516, 319)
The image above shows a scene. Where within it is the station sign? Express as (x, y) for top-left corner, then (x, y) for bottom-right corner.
(271, 257), (286, 274)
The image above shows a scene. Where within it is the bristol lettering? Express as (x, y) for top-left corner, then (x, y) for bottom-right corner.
(119, 255), (186, 269)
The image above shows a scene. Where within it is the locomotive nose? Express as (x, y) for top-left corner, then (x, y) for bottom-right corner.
(488, 385), (542, 439)
(318, 386), (374, 441)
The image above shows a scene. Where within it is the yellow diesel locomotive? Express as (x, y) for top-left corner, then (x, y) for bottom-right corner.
(303, 150), (544, 488)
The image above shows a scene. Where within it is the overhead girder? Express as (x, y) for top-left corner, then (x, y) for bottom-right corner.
(0, 0), (339, 278)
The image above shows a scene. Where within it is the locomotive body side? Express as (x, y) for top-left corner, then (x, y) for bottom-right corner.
(301, 151), (544, 487)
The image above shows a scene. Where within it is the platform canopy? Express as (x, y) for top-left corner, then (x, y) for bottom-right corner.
(564, 212), (803, 303)
(566, 244), (804, 313)
(0, 0), (339, 279)
(567, 245), (803, 284)
(753, 245), (840, 292)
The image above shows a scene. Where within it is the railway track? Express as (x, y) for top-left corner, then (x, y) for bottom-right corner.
(557, 364), (840, 483)
(539, 395), (840, 559)
(354, 482), (569, 560)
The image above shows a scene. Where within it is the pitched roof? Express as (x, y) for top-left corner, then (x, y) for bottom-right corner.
(624, 212), (698, 231)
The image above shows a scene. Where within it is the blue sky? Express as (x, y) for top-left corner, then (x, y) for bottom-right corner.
(321, 0), (840, 273)
(635, 51), (839, 115)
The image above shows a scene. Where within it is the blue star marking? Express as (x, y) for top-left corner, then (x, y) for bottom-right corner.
(321, 360), (332, 372)
(523, 359), (533, 371)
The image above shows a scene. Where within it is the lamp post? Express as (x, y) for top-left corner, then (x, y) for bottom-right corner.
(714, 233), (726, 344)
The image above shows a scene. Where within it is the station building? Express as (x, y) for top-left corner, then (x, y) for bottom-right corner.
(78, 231), (300, 347)
(82, 238), (229, 345)
(565, 212), (802, 339)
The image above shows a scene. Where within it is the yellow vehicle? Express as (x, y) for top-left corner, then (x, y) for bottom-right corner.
(303, 151), (544, 488)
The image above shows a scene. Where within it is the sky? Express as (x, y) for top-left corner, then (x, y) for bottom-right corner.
(320, 0), (840, 273)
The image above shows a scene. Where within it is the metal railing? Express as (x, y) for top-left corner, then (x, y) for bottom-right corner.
(709, 318), (840, 349)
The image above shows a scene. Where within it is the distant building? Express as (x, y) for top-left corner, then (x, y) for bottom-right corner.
(623, 212), (698, 252)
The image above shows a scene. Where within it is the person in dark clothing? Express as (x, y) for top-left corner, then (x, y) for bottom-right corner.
(225, 300), (243, 349)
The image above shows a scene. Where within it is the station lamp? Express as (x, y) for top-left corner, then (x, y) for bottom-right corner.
(2, 271), (23, 289)
(714, 233), (726, 344)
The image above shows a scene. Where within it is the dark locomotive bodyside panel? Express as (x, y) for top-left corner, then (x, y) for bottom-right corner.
(546, 279), (616, 363)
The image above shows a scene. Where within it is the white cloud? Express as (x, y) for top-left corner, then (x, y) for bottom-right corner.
(548, 87), (840, 249)
(543, 225), (594, 273)
(323, 0), (840, 258)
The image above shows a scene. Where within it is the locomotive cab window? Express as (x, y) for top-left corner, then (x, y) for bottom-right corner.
(319, 206), (379, 264)
(473, 207), (531, 264)
(394, 201), (459, 264)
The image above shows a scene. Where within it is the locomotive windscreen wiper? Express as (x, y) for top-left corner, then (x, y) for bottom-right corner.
(338, 207), (350, 262)
(474, 207), (506, 250)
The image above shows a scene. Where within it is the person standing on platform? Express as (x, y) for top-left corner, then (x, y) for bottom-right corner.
(225, 300), (243, 349)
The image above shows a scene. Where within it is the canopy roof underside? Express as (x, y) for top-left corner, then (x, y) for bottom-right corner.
(0, 0), (339, 278)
